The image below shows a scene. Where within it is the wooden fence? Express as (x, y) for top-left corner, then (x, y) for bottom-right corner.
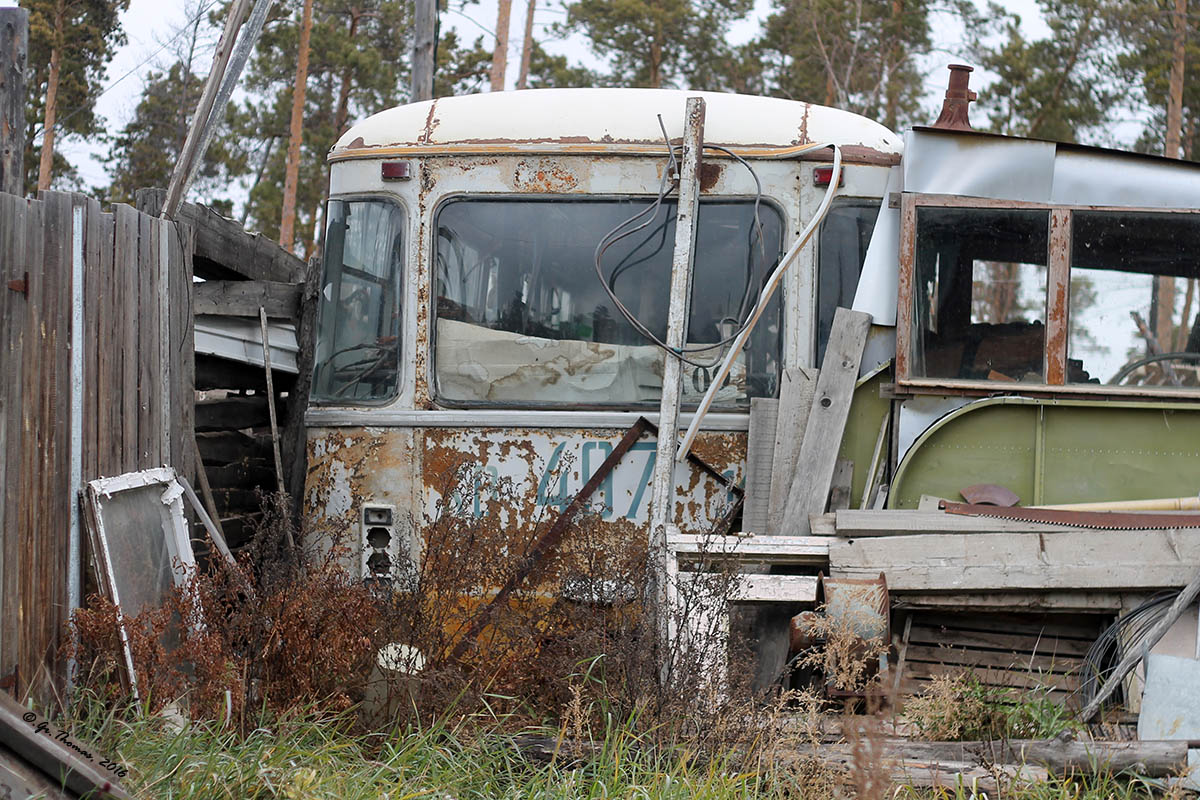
(0, 190), (194, 706)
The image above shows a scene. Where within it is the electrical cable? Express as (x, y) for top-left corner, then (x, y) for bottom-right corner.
(1076, 591), (1178, 711)
(591, 124), (770, 368)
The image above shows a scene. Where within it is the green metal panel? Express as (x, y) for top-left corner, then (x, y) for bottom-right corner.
(890, 396), (1200, 509)
(837, 363), (892, 508)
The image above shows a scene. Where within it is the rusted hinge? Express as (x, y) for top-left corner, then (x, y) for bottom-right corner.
(6, 271), (27, 295)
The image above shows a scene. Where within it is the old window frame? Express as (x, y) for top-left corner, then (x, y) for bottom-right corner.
(896, 192), (1200, 399)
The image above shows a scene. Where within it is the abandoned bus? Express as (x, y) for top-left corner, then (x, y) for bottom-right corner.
(304, 88), (901, 580)
(305, 76), (1200, 704)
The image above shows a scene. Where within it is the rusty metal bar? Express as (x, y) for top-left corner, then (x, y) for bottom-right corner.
(448, 417), (653, 663)
(640, 416), (742, 498)
(649, 98), (705, 545)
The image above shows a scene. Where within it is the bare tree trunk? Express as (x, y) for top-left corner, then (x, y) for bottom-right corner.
(516, 0), (535, 90)
(1157, 0), (1186, 341)
(36, 1), (65, 192)
(279, 0), (315, 252)
(490, 0), (512, 92)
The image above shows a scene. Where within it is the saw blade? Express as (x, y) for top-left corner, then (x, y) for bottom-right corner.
(939, 501), (1200, 530)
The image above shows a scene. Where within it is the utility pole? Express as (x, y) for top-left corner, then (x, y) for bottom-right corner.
(0, 7), (27, 196)
(516, 0), (535, 90)
(1157, 0), (1187, 342)
(490, 0), (513, 91)
(279, 0), (315, 253)
(411, 0), (437, 102)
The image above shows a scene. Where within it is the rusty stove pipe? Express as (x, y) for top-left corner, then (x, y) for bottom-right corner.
(932, 64), (976, 131)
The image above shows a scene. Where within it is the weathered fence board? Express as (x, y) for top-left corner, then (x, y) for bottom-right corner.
(0, 191), (193, 706)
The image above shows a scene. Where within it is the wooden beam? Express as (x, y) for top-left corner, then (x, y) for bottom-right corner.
(767, 366), (816, 534)
(135, 188), (304, 283)
(677, 572), (817, 603)
(834, 509), (1093, 537)
(830, 528), (1200, 591)
(194, 280), (301, 319)
(742, 398), (778, 533)
(781, 308), (871, 534)
(892, 591), (1126, 611)
(667, 532), (829, 563)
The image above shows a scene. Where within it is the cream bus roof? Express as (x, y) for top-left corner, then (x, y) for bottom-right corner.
(330, 89), (902, 162)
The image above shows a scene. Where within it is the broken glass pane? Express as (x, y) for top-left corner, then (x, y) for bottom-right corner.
(911, 207), (1049, 381)
(312, 199), (405, 404)
(433, 197), (784, 407)
(1069, 211), (1200, 386)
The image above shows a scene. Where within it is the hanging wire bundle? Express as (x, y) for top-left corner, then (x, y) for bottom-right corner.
(591, 114), (769, 369)
(1077, 591), (1180, 709)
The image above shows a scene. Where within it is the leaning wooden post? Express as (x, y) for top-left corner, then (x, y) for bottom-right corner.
(648, 97), (704, 677)
(0, 7), (27, 196)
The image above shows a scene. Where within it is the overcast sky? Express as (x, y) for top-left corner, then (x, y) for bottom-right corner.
(5, 0), (1051, 192)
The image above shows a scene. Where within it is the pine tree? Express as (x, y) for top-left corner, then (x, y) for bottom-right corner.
(755, 0), (931, 128)
(556, 0), (754, 89)
(25, 0), (129, 192)
(963, 0), (1119, 142)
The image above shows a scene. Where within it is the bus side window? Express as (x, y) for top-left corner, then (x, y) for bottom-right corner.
(817, 200), (879, 366)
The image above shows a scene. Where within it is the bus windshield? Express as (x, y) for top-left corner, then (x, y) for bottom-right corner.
(433, 196), (784, 408)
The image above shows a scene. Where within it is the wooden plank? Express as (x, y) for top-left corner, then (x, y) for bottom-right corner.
(910, 610), (1105, 640)
(193, 279), (301, 319)
(113, 205), (140, 472)
(154, 216), (170, 467)
(892, 591), (1126, 612)
(196, 430), (272, 464)
(16, 197), (44, 701)
(0, 10), (27, 196)
(781, 308), (871, 534)
(836, 509), (1114, 537)
(99, 210), (119, 477)
(195, 395), (271, 431)
(830, 528), (1200, 591)
(81, 197), (102, 481)
(741, 398), (778, 534)
(137, 210), (157, 468)
(172, 221), (196, 484)
(906, 625), (1093, 657)
(0, 193), (26, 681)
(134, 188), (304, 283)
(667, 532), (829, 562)
(44, 193), (74, 702)
(827, 458), (853, 511)
(905, 659), (1081, 692)
(679, 572), (817, 603)
(903, 644), (1082, 674)
(767, 366), (816, 534)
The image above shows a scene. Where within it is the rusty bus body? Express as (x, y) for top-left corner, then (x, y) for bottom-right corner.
(303, 89), (900, 578)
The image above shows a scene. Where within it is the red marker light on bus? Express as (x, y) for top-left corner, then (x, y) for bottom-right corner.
(381, 162), (412, 181)
(813, 166), (843, 187)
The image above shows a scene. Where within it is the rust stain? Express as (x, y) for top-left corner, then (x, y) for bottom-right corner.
(698, 162), (722, 192)
(418, 100), (440, 145)
(512, 158), (579, 192)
